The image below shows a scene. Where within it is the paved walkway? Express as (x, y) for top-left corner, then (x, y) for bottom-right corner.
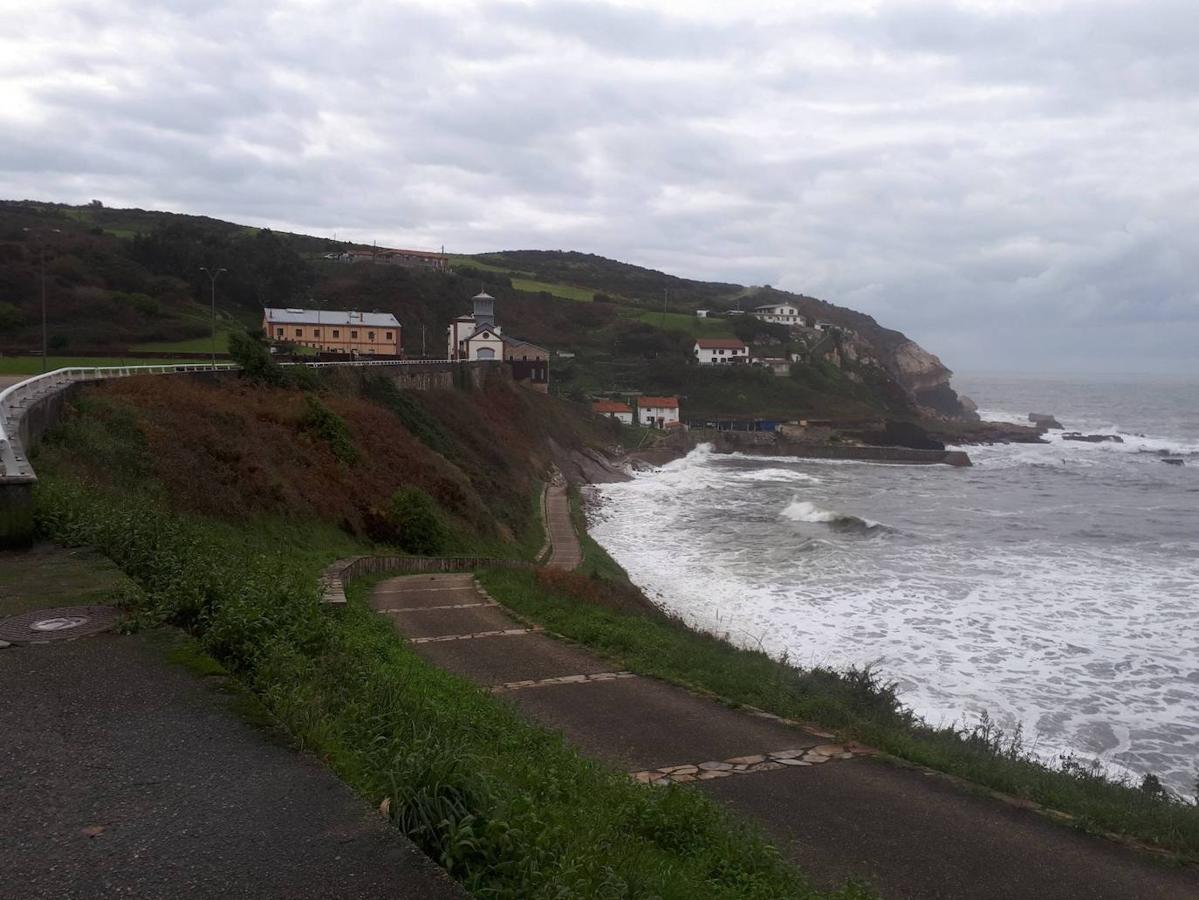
(0, 630), (463, 899)
(373, 572), (1199, 899)
(543, 483), (581, 570)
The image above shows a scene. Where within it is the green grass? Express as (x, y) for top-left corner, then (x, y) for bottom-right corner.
(629, 309), (737, 337)
(0, 356), (204, 375)
(30, 475), (863, 899)
(448, 254), (530, 276)
(134, 328), (232, 353)
(511, 278), (596, 302)
(478, 546), (1199, 863)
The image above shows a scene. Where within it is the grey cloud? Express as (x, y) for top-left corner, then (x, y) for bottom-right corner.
(1, 0), (1196, 374)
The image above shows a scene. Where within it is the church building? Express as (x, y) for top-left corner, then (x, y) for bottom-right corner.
(447, 290), (549, 392)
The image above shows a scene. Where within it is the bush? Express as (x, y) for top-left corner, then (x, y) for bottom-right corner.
(388, 487), (449, 555)
(228, 329), (285, 386)
(299, 394), (358, 465)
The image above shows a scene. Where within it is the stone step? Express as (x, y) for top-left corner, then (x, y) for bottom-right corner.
(504, 675), (823, 772)
(413, 631), (616, 687)
(387, 604), (518, 640)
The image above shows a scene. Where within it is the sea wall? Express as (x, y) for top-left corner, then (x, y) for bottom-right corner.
(676, 429), (971, 466)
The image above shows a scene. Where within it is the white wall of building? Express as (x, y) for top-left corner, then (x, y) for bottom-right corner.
(638, 405), (680, 427)
(694, 343), (749, 365)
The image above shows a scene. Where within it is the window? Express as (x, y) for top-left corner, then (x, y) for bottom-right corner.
(275, 327), (283, 337)
(295, 328), (302, 337)
(313, 329), (320, 337)
(718, 348), (725, 355)
(368, 331), (375, 341)
(351, 330), (358, 339)
(385, 331), (393, 340)
(332, 329), (339, 338)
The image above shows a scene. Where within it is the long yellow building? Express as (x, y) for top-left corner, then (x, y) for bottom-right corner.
(263, 307), (401, 356)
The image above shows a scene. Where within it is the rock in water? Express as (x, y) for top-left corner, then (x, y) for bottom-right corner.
(1061, 432), (1124, 443)
(1029, 413), (1063, 430)
(1162, 457), (1185, 466)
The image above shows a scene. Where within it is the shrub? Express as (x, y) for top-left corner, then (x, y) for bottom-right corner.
(229, 328), (286, 386)
(299, 394), (358, 465)
(388, 487), (449, 555)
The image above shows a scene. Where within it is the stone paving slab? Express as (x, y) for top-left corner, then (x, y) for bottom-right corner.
(0, 632), (463, 900)
(372, 575), (480, 610)
(412, 631), (616, 687)
(697, 758), (1199, 900)
(384, 603), (515, 639)
(504, 675), (823, 772)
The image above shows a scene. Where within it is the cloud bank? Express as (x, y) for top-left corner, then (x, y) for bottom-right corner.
(2, 0), (1196, 374)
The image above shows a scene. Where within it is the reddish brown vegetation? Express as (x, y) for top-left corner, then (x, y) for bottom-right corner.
(535, 569), (662, 617)
(63, 370), (604, 547)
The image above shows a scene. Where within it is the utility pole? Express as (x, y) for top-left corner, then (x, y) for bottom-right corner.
(23, 227), (60, 372)
(200, 266), (227, 369)
(421, 324), (426, 359)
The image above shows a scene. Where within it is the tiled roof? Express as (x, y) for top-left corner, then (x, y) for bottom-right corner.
(593, 400), (632, 414)
(639, 396), (679, 409)
(263, 307), (400, 328)
(501, 336), (548, 353)
(349, 247), (447, 260)
(694, 338), (746, 350)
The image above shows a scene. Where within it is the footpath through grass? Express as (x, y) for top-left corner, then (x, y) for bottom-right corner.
(476, 500), (1199, 864)
(32, 476), (866, 899)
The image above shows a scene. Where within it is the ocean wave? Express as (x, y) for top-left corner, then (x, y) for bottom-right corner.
(736, 468), (821, 484)
(781, 499), (882, 531)
(978, 408), (1199, 460)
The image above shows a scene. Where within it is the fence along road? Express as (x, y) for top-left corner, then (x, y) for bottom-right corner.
(0, 358), (465, 545)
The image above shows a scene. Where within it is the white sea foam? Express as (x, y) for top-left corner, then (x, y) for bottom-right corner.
(590, 438), (1199, 796)
(738, 468), (822, 484)
(781, 499), (881, 530)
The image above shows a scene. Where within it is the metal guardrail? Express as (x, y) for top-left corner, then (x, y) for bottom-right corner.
(0, 363), (239, 479)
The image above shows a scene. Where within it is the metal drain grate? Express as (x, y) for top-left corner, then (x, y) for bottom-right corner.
(0, 606), (120, 644)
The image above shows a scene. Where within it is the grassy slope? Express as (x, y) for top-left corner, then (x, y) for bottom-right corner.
(28, 373), (866, 899)
(0, 356), (206, 375)
(477, 521), (1199, 864)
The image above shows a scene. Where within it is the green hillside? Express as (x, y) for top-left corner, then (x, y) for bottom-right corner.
(0, 199), (951, 420)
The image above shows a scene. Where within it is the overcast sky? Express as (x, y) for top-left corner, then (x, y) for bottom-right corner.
(2, 0), (1196, 375)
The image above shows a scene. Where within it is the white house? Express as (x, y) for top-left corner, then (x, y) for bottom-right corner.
(638, 396), (680, 428)
(593, 399), (633, 425)
(695, 309), (710, 318)
(752, 303), (808, 327)
(447, 291), (504, 360)
(694, 338), (749, 366)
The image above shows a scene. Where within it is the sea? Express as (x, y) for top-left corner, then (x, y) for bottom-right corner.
(588, 374), (1199, 795)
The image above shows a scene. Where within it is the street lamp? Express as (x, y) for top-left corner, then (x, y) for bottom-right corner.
(23, 227), (61, 373)
(199, 266), (227, 369)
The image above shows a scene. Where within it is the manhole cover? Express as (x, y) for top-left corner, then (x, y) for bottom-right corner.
(0, 606), (120, 644)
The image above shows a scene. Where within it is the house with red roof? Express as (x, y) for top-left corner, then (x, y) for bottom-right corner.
(592, 399), (633, 425)
(638, 396), (680, 429)
(693, 338), (749, 366)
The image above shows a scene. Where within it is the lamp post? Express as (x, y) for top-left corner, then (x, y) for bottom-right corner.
(23, 227), (61, 373)
(199, 266), (227, 369)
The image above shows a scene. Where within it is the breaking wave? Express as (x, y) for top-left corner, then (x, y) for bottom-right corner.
(781, 499), (882, 531)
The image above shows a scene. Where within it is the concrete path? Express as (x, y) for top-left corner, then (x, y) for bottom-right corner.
(543, 484), (581, 571)
(373, 573), (1199, 899)
(0, 630), (463, 899)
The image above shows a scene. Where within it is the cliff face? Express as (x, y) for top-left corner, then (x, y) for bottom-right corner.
(889, 340), (974, 419)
